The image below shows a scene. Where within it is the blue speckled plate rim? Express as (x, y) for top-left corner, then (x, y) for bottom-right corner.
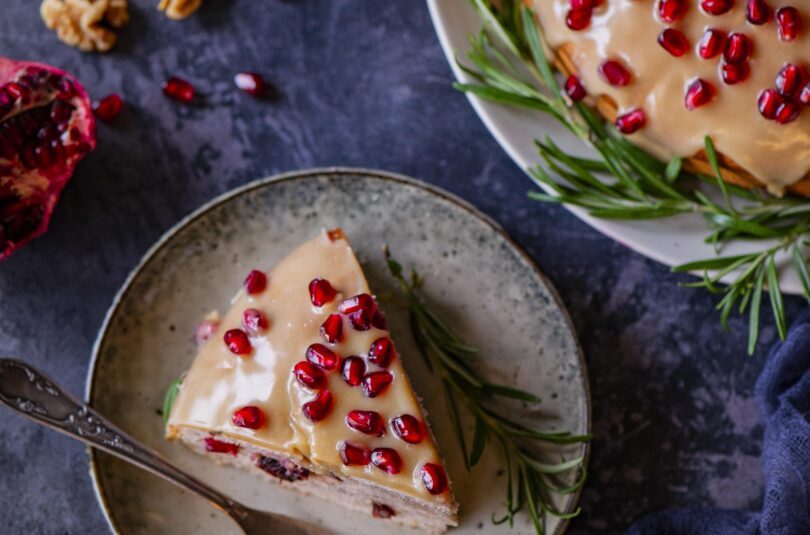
(84, 167), (592, 535)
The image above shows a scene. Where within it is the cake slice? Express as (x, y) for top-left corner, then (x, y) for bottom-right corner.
(166, 229), (459, 532)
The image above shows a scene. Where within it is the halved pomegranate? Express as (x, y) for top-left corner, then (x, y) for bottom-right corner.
(0, 57), (96, 260)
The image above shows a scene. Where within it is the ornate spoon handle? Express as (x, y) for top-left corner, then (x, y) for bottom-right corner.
(0, 358), (248, 522)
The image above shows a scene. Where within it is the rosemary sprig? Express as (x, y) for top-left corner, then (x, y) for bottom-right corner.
(162, 374), (183, 427)
(456, 0), (810, 353)
(385, 249), (590, 535)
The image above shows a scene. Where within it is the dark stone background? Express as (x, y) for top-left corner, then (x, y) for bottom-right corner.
(0, 1), (801, 533)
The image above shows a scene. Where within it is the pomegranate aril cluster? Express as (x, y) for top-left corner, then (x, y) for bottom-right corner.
(565, 0), (602, 31)
(759, 62), (808, 124)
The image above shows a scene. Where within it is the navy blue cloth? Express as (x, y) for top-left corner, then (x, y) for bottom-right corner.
(627, 310), (810, 535)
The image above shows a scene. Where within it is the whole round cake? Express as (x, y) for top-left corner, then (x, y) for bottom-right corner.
(532, 0), (810, 195)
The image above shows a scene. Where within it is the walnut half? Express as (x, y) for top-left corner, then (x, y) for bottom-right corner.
(157, 0), (203, 20)
(40, 0), (129, 53)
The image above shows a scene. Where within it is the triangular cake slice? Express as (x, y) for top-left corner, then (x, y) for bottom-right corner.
(167, 229), (459, 532)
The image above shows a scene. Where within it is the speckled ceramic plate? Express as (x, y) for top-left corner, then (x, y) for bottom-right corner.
(86, 168), (590, 535)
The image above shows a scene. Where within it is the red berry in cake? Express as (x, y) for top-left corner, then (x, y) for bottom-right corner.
(615, 108), (646, 134)
(362, 371), (393, 398)
(566, 7), (592, 31)
(348, 309), (371, 331)
(776, 63), (805, 97)
(231, 406), (266, 429)
(701, 0), (733, 16)
(372, 503), (396, 519)
(391, 414), (425, 444)
(420, 463), (448, 495)
(724, 33), (752, 63)
(194, 319), (219, 345)
(368, 337), (395, 367)
(746, 0), (770, 25)
(306, 343), (339, 370)
(371, 448), (402, 475)
(242, 308), (269, 334)
(684, 79), (716, 110)
(309, 278), (337, 307)
(598, 59), (632, 87)
(224, 329), (252, 355)
(776, 7), (800, 42)
(162, 76), (196, 103)
(302, 389), (333, 421)
(234, 72), (266, 98)
(346, 410), (386, 437)
(698, 29), (726, 59)
(564, 75), (587, 102)
(721, 61), (750, 85)
(294, 361), (326, 389)
(338, 293), (375, 315)
(244, 270), (267, 295)
(658, 0), (688, 23)
(657, 29), (690, 58)
(204, 436), (239, 455)
(256, 456), (310, 481)
(341, 356), (366, 387)
(320, 313), (343, 344)
(758, 88), (784, 120)
(339, 441), (370, 466)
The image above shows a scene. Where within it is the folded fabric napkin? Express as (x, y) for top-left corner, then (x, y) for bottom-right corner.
(626, 309), (810, 535)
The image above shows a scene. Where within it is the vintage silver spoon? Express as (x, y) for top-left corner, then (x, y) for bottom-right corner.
(0, 358), (330, 535)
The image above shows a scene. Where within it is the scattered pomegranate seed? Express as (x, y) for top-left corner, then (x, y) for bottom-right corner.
(93, 94), (123, 122)
(564, 75), (587, 102)
(371, 309), (388, 330)
(776, 101), (800, 124)
(368, 337), (395, 367)
(194, 319), (219, 345)
(701, 0), (733, 15)
(338, 293), (375, 315)
(306, 343), (339, 370)
(699, 29), (726, 59)
(224, 329), (252, 355)
(746, 0), (770, 24)
(346, 410), (386, 436)
(204, 436), (239, 455)
(657, 29), (690, 58)
(293, 361), (326, 389)
(684, 79), (716, 110)
(340, 442), (371, 466)
(598, 59), (633, 87)
(242, 308), (269, 334)
(566, 7), (592, 31)
(392, 414), (425, 444)
(776, 63), (805, 97)
(799, 83), (810, 105)
(615, 108), (646, 134)
(348, 309), (372, 331)
(776, 7), (800, 42)
(362, 371), (393, 398)
(326, 228), (344, 241)
(161, 76), (196, 103)
(658, 0), (688, 23)
(341, 356), (366, 387)
(302, 390), (333, 421)
(309, 278), (337, 307)
(234, 72), (266, 98)
(420, 463), (448, 495)
(231, 406), (266, 429)
(372, 503), (396, 519)
(244, 270), (267, 295)
(371, 448), (402, 475)
(320, 313), (343, 344)
(721, 61), (750, 85)
(758, 88), (784, 120)
(724, 33), (752, 63)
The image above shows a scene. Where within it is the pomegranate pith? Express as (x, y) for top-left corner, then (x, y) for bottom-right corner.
(362, 371), (393, 398)
(341, 356), (366, 387)
(346, 410), (386, 436)
(234, 72), (266, 98)
(306, 343), (339, 370)
(420, 463), (448, 495)
(776, 7), (800, 42)
(371, 448), (402, 475)
(231, 406), (266, 429)
(93, 94), (123, 122)
(242, 308), (269, 334)
(302, 389), (333, 421)
(309, 277), (337, 307)
(204, 436), (239, 455)
(244, 269), (267, 294)
(294, 361), (326, 389)
(391, 414), (425, 444)
(224, 329), (252, 355)
(320, 313), (343, 344)
(368, 337), (395, 367)
(162, 76), (196, 103)
(340, 442), (371, 466)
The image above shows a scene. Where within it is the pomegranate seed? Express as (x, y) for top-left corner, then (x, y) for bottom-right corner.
(657, 29), (690, 58)
(348, 309), (371, 331)
(777, 7), (800, 42)
(224, 329), (252, 355)
(746, 0), (770, 24)
(242, 308), (269, 334)
(256, 456), (309, 481)
(306, 343), (339, 370)
(420, 463), (448, 495)
(308, 278), (337, 307)
(293, 361), (326, 389)
(339, 442), (370, 466)
(93, 94), (123, 122)
(326, 228), (344, 241)
(194, 319), (219, 345)
(231, 406), (266, 429)
(571, 0), (596, 7)
(234, 72), (266, 97)
(724, 33), (751, 63)
(338, 293), (375, 315)
(701, 0), (733, 16)
(162, 76), (196, 103)
(371, 448), (402, 475)
(615, 108), (646, 134)
(776, 63), (805, 97)
(684, 79), (716, 110)
(799, 83), (810, 105)
(566, 8), (592, 31)
(204, 436), (239, 455)
(564, 75), (587, 101)
(346, 410), (386, 436)
(776, 101), (800, 124)
(372, 503), (395, 519)
(721, 61), (750, 85)
(244, 270), (267, 295)
(368, 337), (395, 367)
(302, 389), (333, 421)
(658, 0), (687, 23)
(341, 356), (366, 387)
(320, 313), (343, 344)
(598, 60), (632, 87)
(392, 414), (425, 444)
(362, 371), (393, 398)
(699, 29), (726, 59)
(758, 88), (784, 120)
(371, 309), (387, 330)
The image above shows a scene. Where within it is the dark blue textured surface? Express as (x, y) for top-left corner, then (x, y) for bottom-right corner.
(0, 1), (802, 533)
